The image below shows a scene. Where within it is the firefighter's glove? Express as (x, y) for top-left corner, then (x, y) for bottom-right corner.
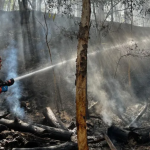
(1, 86), (8, 92)
(6, 78), (14, 86)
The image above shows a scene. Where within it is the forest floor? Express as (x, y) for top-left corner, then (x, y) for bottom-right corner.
(1, 97), (150, 149)
(2, 99), (149, 150)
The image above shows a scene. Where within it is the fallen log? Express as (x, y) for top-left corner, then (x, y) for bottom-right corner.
(108, 125), (130, 143)
(104, 134), (117, 150)
(43, 107), (68, 130)
(109, 125), (150, 144)
(0, 118), (45, 134)
(0, 119), (72, 141)
(0, 130), (60, 148)
(34, 123), (72, 140)
(128, 103), (148, 127)
(12, 142), (78, 150)
(107, 125), (140, 143)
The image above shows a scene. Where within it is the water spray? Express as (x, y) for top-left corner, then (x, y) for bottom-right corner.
(14, 58), (75, 82)
(13, 49), (104, 82)
(13, 37), (148, 82)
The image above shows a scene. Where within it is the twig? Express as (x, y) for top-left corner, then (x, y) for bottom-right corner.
(114, 52), (150, 78)
(104, 134), (117, 150)
(100, 0), (122, 30)
(127, 103), (148, 127)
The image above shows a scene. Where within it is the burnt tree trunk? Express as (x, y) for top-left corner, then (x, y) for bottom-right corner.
(75, 0), (91, 150)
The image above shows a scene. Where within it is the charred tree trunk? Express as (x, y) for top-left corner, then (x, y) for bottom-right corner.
(0, 119), (72, 141)
(76, 0), (91, 150)
(0, 118), (45, 134)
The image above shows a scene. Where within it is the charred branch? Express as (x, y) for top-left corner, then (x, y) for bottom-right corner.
(0, 118), (45, 135)
(43, 107), (68, 130)
(104, 134), (117, 150)
(127, 103), (148, 128)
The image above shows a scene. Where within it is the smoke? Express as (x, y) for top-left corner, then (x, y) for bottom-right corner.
(86, 40), (150, 126)
(3, 47), (25, 119)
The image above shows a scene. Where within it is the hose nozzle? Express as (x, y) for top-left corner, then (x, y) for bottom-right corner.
(6, 78), (15, 86)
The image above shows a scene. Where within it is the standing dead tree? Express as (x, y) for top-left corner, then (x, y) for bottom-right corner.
(75, 0), (91, 150)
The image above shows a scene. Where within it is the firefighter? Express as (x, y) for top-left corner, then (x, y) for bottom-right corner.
(0, 57), (14, 93)
(0, 79), (14, 93)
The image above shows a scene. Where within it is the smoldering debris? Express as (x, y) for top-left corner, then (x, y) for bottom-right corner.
(0, 104), (149, 149)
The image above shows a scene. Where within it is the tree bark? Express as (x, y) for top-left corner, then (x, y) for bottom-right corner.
(12, 142), (78, 150)
(43, 107), (67, 130)
(76, 0), (91, 150)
